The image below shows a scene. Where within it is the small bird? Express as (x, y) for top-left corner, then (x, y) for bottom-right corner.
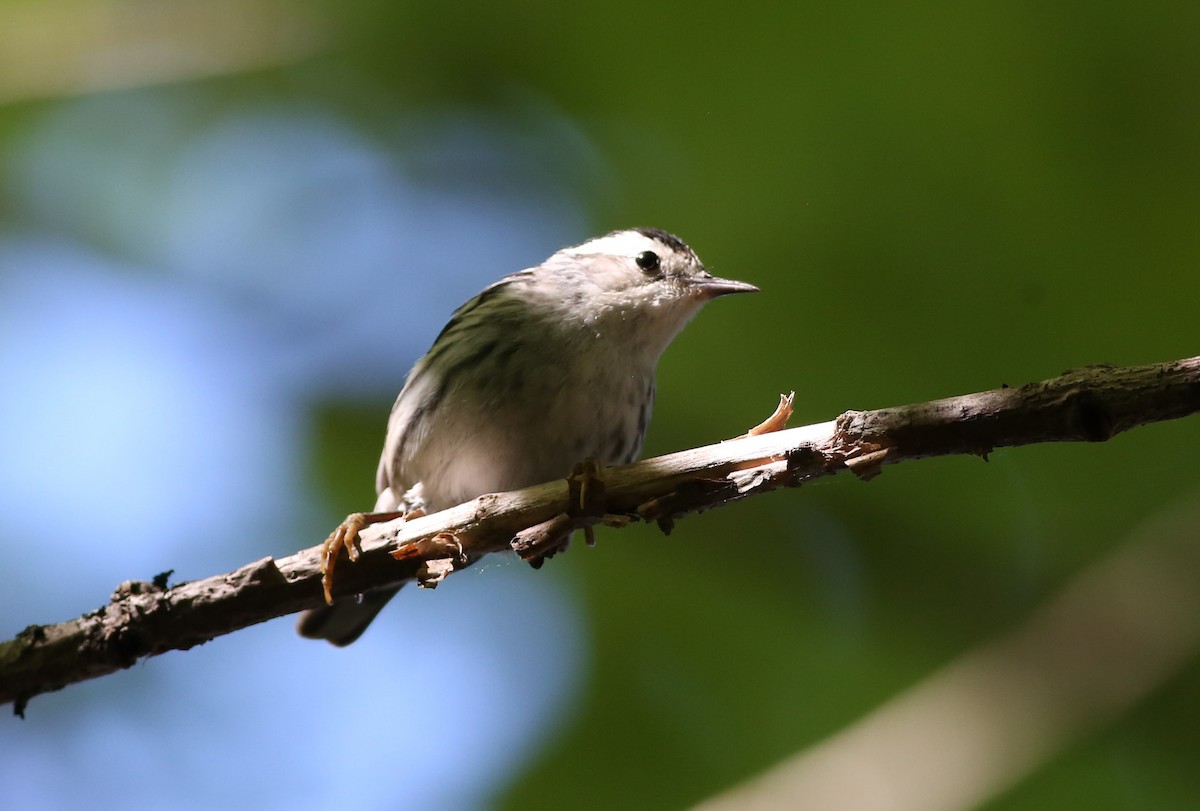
(297, 228), (757, 645)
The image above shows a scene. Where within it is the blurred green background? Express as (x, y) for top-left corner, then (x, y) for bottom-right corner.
(1, 1), (1198, 809)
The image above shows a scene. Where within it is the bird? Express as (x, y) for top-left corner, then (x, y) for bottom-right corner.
(297, 227), (757, 645)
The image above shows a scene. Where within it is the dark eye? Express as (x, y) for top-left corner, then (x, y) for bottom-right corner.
(635, 251), (661, 273)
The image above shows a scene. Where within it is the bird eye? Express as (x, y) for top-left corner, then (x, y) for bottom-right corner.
(635, 251), (661, 274)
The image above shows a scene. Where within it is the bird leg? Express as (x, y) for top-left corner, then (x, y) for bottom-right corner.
(319, 509), (415, 604)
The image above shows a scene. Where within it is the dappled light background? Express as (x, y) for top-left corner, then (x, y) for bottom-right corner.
(2, 1), (1199, 809)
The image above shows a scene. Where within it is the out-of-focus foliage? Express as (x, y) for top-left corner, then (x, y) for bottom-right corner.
(1, 1), (1198, 809)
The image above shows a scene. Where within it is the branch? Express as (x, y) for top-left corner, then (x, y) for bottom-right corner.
(3, 356), (1198, 714)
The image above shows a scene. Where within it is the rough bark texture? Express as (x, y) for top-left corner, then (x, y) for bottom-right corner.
(2, 356), (1198, 715)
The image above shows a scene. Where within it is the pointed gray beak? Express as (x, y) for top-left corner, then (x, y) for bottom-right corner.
(694, 275), (759, 298)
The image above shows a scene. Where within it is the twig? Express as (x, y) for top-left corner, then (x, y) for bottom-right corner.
(2, 356), (1197, 715)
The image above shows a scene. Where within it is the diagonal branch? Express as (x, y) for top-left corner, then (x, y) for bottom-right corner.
(2, 356), (1198, 715)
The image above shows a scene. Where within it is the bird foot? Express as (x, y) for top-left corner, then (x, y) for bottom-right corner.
(319, 509), (413, 604)
(511, 459), (613, 567)
(568, 458), (607, 517)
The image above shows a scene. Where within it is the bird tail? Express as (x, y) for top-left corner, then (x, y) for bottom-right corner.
(295, 586), (401, 646)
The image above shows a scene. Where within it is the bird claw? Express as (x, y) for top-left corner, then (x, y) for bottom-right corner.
(512, 460), (610, 567)
(320, 514), (367, 605)
(319, 509), (412, 604)
(568, 458), (606, 516)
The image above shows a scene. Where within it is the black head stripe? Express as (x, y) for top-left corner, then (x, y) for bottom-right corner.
(630, 227), (693, 257)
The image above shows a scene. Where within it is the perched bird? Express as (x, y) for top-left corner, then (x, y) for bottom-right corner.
(297, 228), (757, 645)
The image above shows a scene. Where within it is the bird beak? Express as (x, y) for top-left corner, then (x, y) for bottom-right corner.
(694, 275), (759, 298)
